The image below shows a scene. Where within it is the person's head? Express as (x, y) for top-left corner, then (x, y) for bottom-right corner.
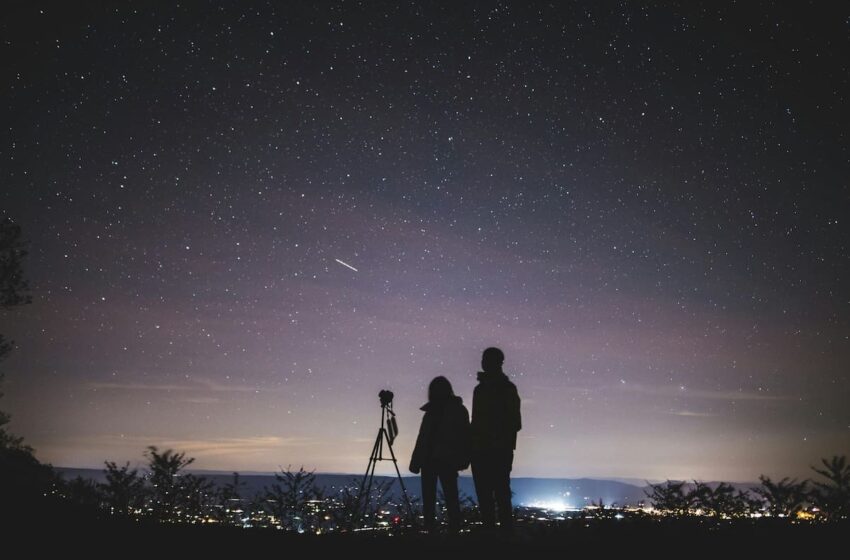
(428, 376), (454, 403)
(481, 347), (505, 373)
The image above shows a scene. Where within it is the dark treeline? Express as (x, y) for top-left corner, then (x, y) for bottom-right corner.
(56, 446), (390, 531)
(54, 445), (477, 531)
(645, 457), (849, 521)
(4, 440), (848, 533)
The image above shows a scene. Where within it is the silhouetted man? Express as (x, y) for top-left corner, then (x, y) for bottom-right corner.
(471, 347), (521, 532)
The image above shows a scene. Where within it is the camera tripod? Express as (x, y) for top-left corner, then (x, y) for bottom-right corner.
(355, 394), (415, 525)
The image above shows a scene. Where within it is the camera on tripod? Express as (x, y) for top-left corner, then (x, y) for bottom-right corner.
(378, 390), (398, 443)
(356, 388), (414, 523)
(378, 389), (394, 408)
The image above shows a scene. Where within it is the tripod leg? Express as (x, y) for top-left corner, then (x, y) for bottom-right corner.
(384, 429), (416, 523)
(356, 429), (383, 524)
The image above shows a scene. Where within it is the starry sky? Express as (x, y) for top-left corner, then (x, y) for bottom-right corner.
(2, 2), (848, 482)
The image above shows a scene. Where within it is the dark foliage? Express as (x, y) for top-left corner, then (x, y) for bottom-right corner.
(810, 456), (850, 521)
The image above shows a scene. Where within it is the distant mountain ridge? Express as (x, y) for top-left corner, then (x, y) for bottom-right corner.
(57, 467), (761, 508)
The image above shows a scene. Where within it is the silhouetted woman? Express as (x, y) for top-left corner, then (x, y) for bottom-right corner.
(409, 376), (470, 533)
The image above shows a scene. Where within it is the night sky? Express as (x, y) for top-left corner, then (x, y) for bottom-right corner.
(2, 2), (848, 482)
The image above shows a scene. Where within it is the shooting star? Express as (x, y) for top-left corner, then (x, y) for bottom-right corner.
(334, 258), (359, 272)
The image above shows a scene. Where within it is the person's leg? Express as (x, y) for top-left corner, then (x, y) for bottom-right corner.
(472, 455), (496, 528)
(494, 449), (514, 532)
(439, 470), (461, 533)
(421, 469), (437, 532)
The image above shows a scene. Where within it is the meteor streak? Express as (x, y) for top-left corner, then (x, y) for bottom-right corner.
(334, 258), (358, 272)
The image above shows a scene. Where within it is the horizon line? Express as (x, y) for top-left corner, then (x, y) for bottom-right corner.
(53, 465), (768, 485)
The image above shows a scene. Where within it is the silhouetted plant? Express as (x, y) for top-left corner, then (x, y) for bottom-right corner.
(588, 497), (612, 519)
(0, 380), (21, 449)
(403, 494), (423, 530)
(0, 380), (27, 451)
(0, 221), (57, 511)
(753, 476), (808, 517)
(311, 484), (334, 533)
(262, 465), (321, 532)
(646, 480), (696, 516)
(180, 472), (215, 521)
(213, 472), (247, 524)
(102, 461), (147, 517)
(358, 478), (395, 528)
(810, 455), (850, 520)
(145, 446), (198, 522)
(735, 489), (764, 517)
(0, 218), (33, 451)
(247, 491), (273, 528)
(692, 481), (750, 518)
(64, 475), (103, 510)
(329, 477), (364, 531)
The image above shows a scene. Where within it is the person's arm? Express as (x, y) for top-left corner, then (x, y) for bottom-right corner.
(470, 385), (480, 434)
(457, 405), (471, 471)
(511, 385), (522, 433)
(409, 415), (428, 474)
(470, 385), (484, 452)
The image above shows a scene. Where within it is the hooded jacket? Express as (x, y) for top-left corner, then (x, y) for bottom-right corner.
(471, 370), (521, 452)
(410, 395), (471, 472)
